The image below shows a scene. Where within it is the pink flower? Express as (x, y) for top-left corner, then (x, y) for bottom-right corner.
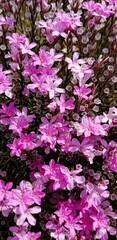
(64, 216), (82, 237)
(27, 74), (47, 93)
(51, 167), (69, 190)
(0, 102), (17, 117)
(39, 116), (60, 151)
(65, 52), (85, 70)
(8, 222), (28, 240)
(54, 204), (72, 225)
(6, 33), (25, 47)
(32, 183), (45, 205)
(19, 133), (35, 150)
(40, 0), (50, 12)
(24, 63), (41, 76)
(74, 84), (91, 101)
(60, 165), (85, 190)
(42, 159), (58, 176)
(91, 211), (109, 231)
(109, 152), (117, 172)
(0, 16), (15, 27)
(32, 49), (54, 67)
(16, 206), (41, 226)
(20, 38), (36, 55)
(95, 0), (114, 18)
(11, 188), (34, 214)
(27, 231), (41, 240)
(0, 199), (10, 217)
(77, 116), (107, 137)
(57, 133), (72, 153)
(0, 180), (13, 201)
(70, 137), (95, 164)
(0, 71), (12, 94)
(56, 94), (74, 113)
(7, 138), (24, 157)
(83, 1), (97, 15)
(15, 107), (36, 123)
(9, 116), (29, 134)
(81, 183), (109, 208)
(46, 76), (65, 99)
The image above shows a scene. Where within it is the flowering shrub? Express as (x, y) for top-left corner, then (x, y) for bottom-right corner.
(0, 0), (117, 239)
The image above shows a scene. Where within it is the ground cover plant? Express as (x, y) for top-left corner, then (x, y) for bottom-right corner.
(0, 0), (117, 239)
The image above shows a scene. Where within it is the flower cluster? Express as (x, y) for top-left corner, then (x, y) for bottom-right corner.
(0, 0), (116, 239)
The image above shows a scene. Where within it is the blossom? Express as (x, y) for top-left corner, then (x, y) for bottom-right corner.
(46, 76), (65, 99)
(91, 211), (109, 231)
(0, 102), (17, 117)
(38, 116), (61, 152)
(83, 0), (114, 18)
(0, 199), (10, 217)
(0, 71), (12, 94)
(32, 183), (45, 205)
(40, 0), (50, 12)
(24, 63), (41, 76)
(65, 52), (85, 70)
(15, 107), (36, 123)
(9, 116), (29, 134)
(20, 38), (36, 55)
(8, 222), (28, 240)
(6, 33), (25, 47)
(109, 152), (117, 172)
(64, 216), (82, 237)
(60, 165), (85, 190)
(19, 133), (35, 150)
(27, 231), (41, 240)
(27, 74), (47, 93)
(0, 180), (13, 201)
(54, 204), (72, 225)
(83, 1), (97, 14)
(69, 137), (95, 164)
(81, 183), (110, 208)
(74, 84), (91, 101)
(10, 188), (34, 214)
(76, 116), (108, 137)
(0, 16), (15, 27)
(56, 94), (74, 113)
(102, 107), (117, 125)
(32, 49), (54, 67)
(16, 206), (41, 226)
(7, 138), (24, 157)
(57, 133), (72, 153)
(42, 159), (58, 176)
(52, 167), (69, 190)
